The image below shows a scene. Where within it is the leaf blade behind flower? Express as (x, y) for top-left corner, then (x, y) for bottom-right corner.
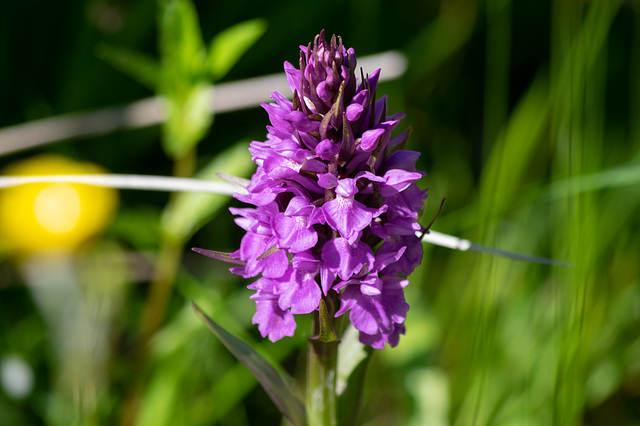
(192, 303), (306, 426)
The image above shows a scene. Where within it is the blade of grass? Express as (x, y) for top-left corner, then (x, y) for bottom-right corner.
(193, 303), (306, 426)
(207, 19), (267, 80)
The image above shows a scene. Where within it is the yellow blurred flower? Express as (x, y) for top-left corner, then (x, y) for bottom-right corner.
(0, 155), (118, 254)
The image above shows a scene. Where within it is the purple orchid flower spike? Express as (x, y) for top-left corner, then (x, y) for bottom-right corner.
(197, 31), (428, 349)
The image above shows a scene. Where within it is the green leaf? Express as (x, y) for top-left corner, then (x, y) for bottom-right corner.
(191, 248), (247, 265)
(207, 18), (267, 80)
(161, 141), (253, 241)
(95, 44), (161, 90)
(159, 0), (206, 82)
(138, 363), (181, 426)
(545, 161), (640, 200)
(192, 303), (306, 426)
(337, 325), (372, 426)
(310, 299), (339, 343)
(161, 82), (212, 158)
(406, 368), (450, 426)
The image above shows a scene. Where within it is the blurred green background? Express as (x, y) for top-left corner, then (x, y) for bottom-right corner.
(1, 0), (640, 425)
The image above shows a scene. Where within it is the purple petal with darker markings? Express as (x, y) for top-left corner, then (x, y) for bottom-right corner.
(273, 213), (317, 253)
(322, 196), (373, 243)
(321, 238), (374, 281)
(252, 299), (296, 342)
(277, 267), (322, 314)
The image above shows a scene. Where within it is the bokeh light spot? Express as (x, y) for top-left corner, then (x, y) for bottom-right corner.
(0, 154), (118, 254)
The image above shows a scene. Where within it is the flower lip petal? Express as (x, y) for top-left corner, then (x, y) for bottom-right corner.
(253, 299), (296, 342)
(334, 178), (359, 198)
(322, 196), (373, 242)
(361, 284), (382, 296)
(277, 267), (322, 314)
(349, 302), (379, 335)
(378, 169), (425, 196)
(284, 196), (314, 216)
(321, 238), (375, 281)
(374, 246), (407, 272)
(317, 173), (338, 189)
(273, 213), (318, 253)
(355, 170), (385, 184)
(292, 251), (319, 272)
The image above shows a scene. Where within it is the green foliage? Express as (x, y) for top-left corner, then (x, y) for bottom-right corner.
(312, 299), (339, 343)
(94, 45), (161, 90)
(193, 303), (306, 426)
(161, 141), (253, 243)
(2, 0), (640, 425)
(207, 18), (268, 81)
(98, 0), (266, 159)
(159, 0), (207, 86)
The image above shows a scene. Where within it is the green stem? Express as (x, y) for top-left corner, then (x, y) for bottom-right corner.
(118, 149), (195, 426)
(140, 148), (195, 342)
(307, 300), (339, 426)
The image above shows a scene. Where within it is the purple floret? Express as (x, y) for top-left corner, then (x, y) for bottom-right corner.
(204, 31), (428, 348)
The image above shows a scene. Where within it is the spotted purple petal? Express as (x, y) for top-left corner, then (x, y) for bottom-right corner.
(321, 238), (375, 281)
(252, 299), (296, 342)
